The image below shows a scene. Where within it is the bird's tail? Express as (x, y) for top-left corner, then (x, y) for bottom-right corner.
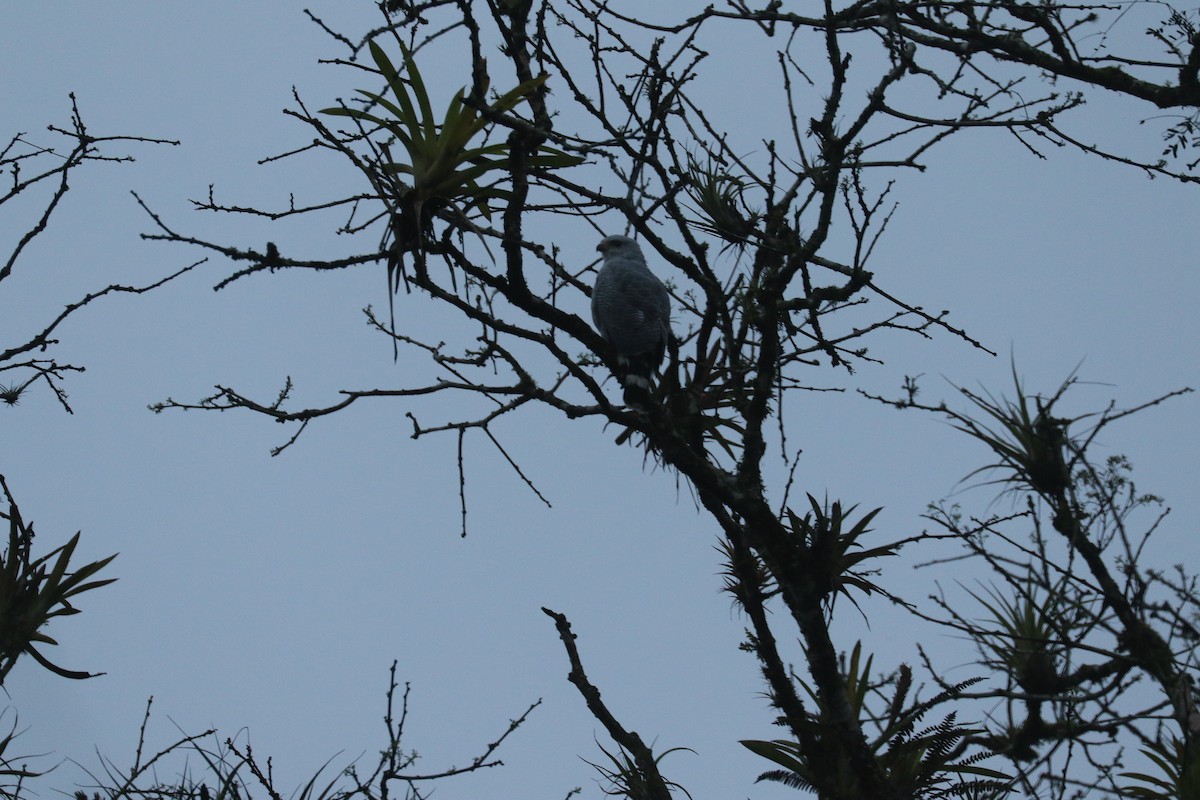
(617, 353), (657, 408)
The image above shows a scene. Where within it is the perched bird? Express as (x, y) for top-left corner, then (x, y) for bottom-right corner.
(591, 235), (672, 406)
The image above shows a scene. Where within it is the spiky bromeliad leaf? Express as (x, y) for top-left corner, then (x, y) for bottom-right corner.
(950, 360), (1084, 499)
(0, 509), (117, 682)
(1121, 735), (1200, 799)
(321, 39), (582, 359)
(684, 157), (761, 246)
(583, 743), (695, 800)
(740, 642), (873, 796)
(966, 575), (1064, 694)
(783, 494), (898, 607)
(322, 39), (581, 234)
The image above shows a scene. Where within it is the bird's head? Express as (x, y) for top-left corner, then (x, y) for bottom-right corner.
(597, 234), (642, 259)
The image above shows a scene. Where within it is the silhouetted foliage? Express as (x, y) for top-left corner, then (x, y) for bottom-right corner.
(12, 3), (1200, 799)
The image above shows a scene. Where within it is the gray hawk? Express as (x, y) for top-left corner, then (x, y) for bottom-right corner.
(591, 235), (672, 406)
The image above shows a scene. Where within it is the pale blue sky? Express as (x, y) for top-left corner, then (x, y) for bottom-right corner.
(2, 4), (1197, 799)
